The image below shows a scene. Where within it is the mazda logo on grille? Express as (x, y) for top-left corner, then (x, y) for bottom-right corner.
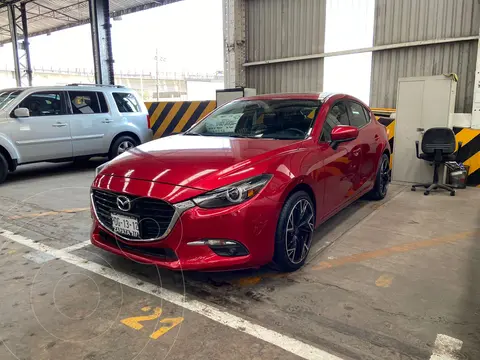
(116, 195), (131, 212)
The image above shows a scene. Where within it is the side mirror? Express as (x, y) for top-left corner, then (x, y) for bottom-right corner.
(330, 125), (359, 149)
(14, 108), (30, 118)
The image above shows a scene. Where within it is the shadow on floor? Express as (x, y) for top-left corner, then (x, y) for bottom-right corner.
(6, 158), (107, 183)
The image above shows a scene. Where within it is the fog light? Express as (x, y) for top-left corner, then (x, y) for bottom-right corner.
(205, 239), (237, 246)
(187, 239), (249, 257)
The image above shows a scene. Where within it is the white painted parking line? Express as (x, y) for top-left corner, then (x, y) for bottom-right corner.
(429, 334), (463, 360)
(61, 240), (91, 253)
(0, 228), (343, 360)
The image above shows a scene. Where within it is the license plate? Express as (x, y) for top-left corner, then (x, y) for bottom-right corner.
(111, 213), (140, 238)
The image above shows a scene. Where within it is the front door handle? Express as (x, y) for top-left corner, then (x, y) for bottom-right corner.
(102, 119), (114, 123)
(52, 122), (67, 127)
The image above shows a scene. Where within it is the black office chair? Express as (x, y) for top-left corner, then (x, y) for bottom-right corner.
(411, 127), (462, 196)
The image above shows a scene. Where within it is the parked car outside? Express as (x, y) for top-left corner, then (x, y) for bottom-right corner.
(0, 84), (152, 184)
(90, 92), (391, 272)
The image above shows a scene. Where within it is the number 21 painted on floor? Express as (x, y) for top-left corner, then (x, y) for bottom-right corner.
(121, 306), (184, 339)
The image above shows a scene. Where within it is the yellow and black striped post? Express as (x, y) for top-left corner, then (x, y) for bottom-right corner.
(145, 101), (217, 139)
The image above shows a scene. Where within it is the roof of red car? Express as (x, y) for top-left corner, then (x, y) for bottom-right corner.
(242, 92), (337, 102)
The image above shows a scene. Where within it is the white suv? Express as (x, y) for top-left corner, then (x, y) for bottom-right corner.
(0, 84), (153, 184)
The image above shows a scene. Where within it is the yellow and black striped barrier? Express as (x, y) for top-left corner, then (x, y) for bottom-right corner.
(145, 101), (216, 139)
(371, 109), (480, 187)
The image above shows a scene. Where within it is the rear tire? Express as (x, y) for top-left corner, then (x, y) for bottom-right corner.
(273, 191), (315, 272)
(109, 135), (138, 160)
(367, 153), (390, 200)
(0, 153), (9, 184)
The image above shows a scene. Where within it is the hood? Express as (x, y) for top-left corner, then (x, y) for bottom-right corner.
(100, 134), (301, 190)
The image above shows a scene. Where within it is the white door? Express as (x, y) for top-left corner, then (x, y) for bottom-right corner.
(392, 76), (456, 183)
(67, 90), (112, 156)
(12, 91), (72, 163)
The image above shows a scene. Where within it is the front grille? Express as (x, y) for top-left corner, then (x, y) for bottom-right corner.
(92, 189), (176, 240)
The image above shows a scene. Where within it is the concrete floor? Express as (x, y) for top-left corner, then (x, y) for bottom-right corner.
(0, 161), (479, 360)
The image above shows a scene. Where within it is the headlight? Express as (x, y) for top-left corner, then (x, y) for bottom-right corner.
(192, 174), (272, 209)
(95, 162), (110, 176)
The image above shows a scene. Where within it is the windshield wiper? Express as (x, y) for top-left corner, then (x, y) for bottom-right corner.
(226, 134), (252, 138)
(183, 132), (203, 136)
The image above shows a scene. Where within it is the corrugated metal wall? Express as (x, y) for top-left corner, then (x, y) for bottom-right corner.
(370, 0), (480, 112)
(245, 0), (326, 94)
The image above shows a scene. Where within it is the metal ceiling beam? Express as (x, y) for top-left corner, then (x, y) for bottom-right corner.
(0, 0), (36, 10)
(0, 0), (183, 45)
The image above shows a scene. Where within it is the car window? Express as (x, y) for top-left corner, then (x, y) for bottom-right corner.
(113, 92), (141, 113)
(187, 99), (322, 140)
(348, 101), (369, 128)
(320, 102), (349, 142)
(18, 91), (65, 116)
(68, 91), (105, 114)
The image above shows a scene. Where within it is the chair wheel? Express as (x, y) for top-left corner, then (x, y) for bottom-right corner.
(450, 191), (455, 196)
(424, 191), (430, 195)
(411, 186), (416, 191)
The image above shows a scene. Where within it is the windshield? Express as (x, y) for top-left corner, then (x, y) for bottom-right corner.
(0, 89), (23, 111)
(187, 99), (322, 140)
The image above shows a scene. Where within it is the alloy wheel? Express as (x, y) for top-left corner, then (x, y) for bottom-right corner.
(117, 140), (135, 155)
(379, 157), (390, 195)
(285, 198), (314, 264)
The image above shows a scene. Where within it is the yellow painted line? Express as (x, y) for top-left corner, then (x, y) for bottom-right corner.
(236, 276), (263, 286)
(233, 273), (284, 287)
(155, 102), (183, 138)
(149, 102), (168, 129)
(9, 207), (89, 220)
(197, 101), (216, 122)
(173, 101), (201, 133)
(312, 231), (475, 271)
(375, 274), (393, 288)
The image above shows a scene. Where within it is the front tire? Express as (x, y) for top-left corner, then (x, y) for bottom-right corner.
(0, 153), (8, 184)
(273, 191), (315, 272)
(109, 135), (138, 160)
(367, 153), (390, 200)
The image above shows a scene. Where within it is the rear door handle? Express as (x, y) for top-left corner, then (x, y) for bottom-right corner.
(102, 119), (114, 123)
(52, 123), (67, 127)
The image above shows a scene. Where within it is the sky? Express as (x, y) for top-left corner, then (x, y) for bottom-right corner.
(0, 0), (375, 102)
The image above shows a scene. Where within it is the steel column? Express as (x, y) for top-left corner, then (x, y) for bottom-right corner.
(89, 0), (114, 85)
(223, 0), (246, 88)
(472, 27), (480, 129)
(8, 3), (32, 87)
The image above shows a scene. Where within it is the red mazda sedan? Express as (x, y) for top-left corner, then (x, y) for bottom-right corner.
(90, 93), (390, 272)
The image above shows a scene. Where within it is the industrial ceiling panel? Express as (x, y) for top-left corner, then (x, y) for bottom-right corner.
(0, 0), (181, 44)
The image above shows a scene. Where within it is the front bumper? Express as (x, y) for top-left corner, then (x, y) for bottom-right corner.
(90, 176), (281, 271)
